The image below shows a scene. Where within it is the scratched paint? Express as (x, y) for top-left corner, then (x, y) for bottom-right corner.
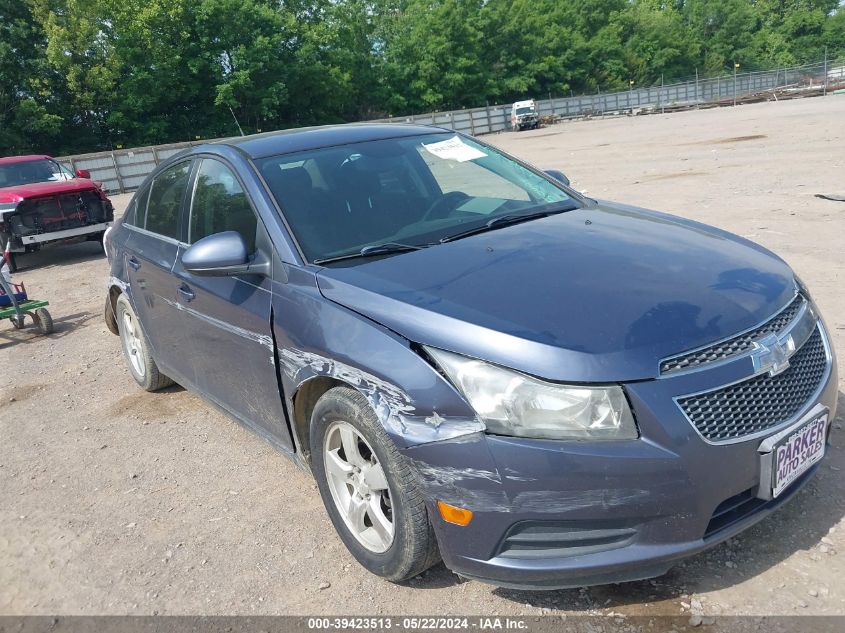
(414, 462), (650, 513)
(278, 347), (485, 443)
(160, 296), (275, 350)
(414, 462), (511, 510)
(108, 275), (128, 292)
(509, 488), (651, 513)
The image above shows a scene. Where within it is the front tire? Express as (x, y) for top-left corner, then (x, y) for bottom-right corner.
(115, 294), (174, 391)
(311, 387), (439, 582)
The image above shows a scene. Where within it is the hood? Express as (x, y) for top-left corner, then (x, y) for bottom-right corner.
(316, 202), (796, 382)
(0, 178), (100, 205)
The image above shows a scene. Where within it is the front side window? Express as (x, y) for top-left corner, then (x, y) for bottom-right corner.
(145, 162), (190, 239)
(257, 133), (574, 263)
(189, 159), (257, 252)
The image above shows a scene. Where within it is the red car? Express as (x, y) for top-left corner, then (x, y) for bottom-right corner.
(0, 154), (114, 271)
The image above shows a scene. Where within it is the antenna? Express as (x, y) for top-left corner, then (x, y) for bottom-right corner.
(229, 107), (246, 136)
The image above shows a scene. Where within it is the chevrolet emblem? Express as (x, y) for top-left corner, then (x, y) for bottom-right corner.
(751, 334), (793, 377)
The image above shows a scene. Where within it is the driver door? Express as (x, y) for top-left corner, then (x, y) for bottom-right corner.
(171, 157), (291, 449)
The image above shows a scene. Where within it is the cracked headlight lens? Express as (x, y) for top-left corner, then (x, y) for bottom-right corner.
(426, 347), (638, 441)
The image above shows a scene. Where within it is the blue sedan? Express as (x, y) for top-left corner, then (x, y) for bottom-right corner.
(104, 124), (838, 589)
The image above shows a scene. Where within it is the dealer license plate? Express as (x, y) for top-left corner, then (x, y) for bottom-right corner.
(771, 413), (827, 498)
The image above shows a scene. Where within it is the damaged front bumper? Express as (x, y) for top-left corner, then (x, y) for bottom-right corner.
(1, 192), (114, 252)
(402, 363), (838, 590)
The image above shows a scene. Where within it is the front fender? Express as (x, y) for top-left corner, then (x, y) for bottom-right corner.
(271, 266), (484, 449)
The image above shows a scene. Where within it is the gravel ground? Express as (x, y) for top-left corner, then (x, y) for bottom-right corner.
(1, 96), (844, 617)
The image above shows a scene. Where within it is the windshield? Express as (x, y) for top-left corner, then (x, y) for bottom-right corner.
(257, 133), (576, 263)
(0, 159), (74, 188)
(515, 107), (534, 115)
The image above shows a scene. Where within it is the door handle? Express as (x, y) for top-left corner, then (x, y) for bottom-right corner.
(177, 283), (195, 302)
(127, 256), (141, 271)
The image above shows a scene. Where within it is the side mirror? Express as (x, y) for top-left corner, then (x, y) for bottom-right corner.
(76, 168), (91, 179)
(182, 231), (254, 276)
(544, 169), (570, 187)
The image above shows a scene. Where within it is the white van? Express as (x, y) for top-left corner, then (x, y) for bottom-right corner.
(511, 100), (539, 131)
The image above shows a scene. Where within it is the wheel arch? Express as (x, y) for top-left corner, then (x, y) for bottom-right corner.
(291, 375), (357, 466)
(105, 284), (123, 335)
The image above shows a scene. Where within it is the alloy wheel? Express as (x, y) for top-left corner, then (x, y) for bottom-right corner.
(121, 311), (146, 378)
(323, 420), (395, 553)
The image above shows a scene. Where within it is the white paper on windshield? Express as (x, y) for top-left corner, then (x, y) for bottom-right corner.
(422, 136), (487, 162)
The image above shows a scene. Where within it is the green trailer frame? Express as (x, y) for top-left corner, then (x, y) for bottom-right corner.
(0, 299), (54, 334)
(0, 268), (54, 334)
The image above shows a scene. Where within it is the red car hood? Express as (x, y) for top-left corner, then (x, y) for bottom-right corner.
(0, 179), (100, 204)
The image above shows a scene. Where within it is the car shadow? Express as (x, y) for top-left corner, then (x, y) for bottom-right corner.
(411, 390), (845, 607)
(51, 311), (99, 334)
(11, 240), (107, 272)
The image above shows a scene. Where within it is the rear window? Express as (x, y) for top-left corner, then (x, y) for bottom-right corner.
(145, 162), (190, 239)
(122, 185), (149, 227)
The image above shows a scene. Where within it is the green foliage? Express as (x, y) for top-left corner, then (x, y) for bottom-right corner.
(1, 0), (843, 155)
(0, 0), (64, 151)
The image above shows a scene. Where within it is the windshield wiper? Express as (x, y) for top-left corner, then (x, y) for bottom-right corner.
(439, 202), (578, 244)
(313, 242), (424, 265)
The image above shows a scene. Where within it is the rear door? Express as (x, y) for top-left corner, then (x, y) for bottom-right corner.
(171, 157), (291, 449)
(124, 160), (192, 377)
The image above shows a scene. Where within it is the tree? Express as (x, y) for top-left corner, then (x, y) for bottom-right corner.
(620, 1), (700, 85)
(379, 0), (490, 112)
(0, 0), (62, 153)
(683, 0), (761, 73)
(30, 0), (120, 149)
(2, 0), (844, 156)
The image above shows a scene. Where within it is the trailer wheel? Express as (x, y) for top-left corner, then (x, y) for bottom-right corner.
(33, 308), (53, 335)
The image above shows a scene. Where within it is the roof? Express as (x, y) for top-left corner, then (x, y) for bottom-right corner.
(0, 154), (53, 165)
(218, 123), (448, 159)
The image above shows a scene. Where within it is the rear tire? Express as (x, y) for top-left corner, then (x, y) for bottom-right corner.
(310, 387), (440, 582)
(115, 293), (174, 391)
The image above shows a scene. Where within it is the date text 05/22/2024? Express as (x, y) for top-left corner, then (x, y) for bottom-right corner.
(307, 617), (529, 630)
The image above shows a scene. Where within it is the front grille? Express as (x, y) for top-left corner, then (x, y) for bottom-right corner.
(661, 294), (805, 374)
(678, 326), (827, 442)
(10, 192), (109, 237)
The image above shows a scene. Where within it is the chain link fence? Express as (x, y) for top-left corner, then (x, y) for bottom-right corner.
(57, 59), (844, 194)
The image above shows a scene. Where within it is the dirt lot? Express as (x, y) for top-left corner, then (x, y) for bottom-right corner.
(1, 96), (844, 617)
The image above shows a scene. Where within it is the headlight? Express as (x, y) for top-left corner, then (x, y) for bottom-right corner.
(425, 347), (638, 441)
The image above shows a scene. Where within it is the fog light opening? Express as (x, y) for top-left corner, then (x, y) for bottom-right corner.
(437, 500), (473, 526)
